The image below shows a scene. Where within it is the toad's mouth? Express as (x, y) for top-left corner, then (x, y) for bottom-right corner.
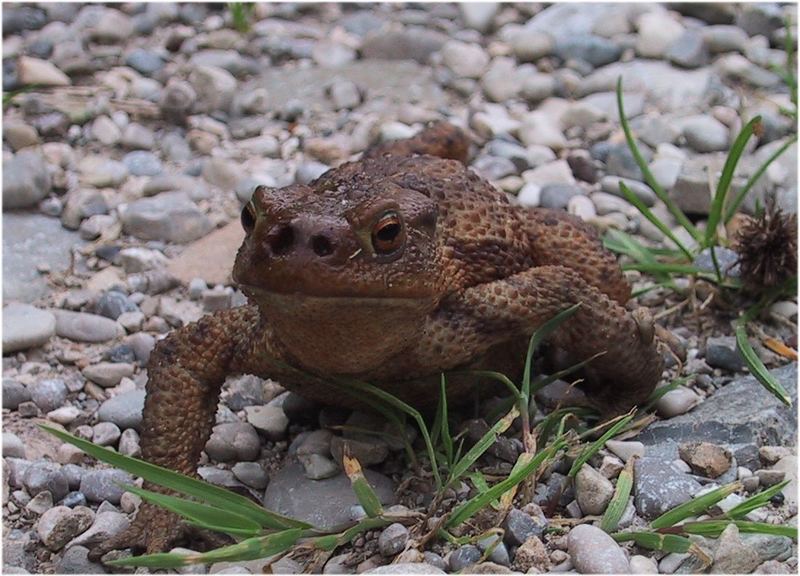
(236, 282), (432, 305)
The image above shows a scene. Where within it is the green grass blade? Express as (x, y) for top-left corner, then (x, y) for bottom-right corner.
(39, 425), (311, 530)
(618, 182), (693, 259)
(621, 262), (705, 275)
(439, 375), (454, 465)
(706, 116), (761, 246)
(650, 482), (742, 529)
(522, 304), (582, 398)
(735, 321), (792, 406)
(313, 517), (391, 551)
(600, 456), (635, 533)
(106, 553), (190, 569)
(725, 136), (797, 223)
(446, 440), (566, 528)
(603, 228), (659, 264)
(122, 485), (262, 538)
(612, 531), (711, 566)
(725, 480), (791, 519)
(343, 453), (384, 518)
(616, 77), (700, 242)
(333, 377), (442, 490)
(675, 520), (797, 540)
(448, 405), (519, 486)
(109, 528), (307, 566)
(568, 411), (634, 477)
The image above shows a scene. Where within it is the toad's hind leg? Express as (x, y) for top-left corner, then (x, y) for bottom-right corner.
(88, 305), (274, 560)
(451, 265), (663, 414)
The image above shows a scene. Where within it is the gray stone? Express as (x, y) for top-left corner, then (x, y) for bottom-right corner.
(539, 184), (584, 210)
(477, 534), (510, 566)
(55, 545), (106, 574)
(67, 511), (129, 548)
(3, 379), (31, 410)
(575, 464), (614, 515)
(735, 3), (785, 37)
(91, 116), (120, 146)
(120, 123), (155, 150)
(742, 534), (793, 563)
(94, 291), (138, 320)
(567, 524), (630, 573)
(364, 564), (444, 575)
(82, 362), (135, 387)
(205, 422), (261, 462)
(555, 35), (622, 67)
(511, 31), (553, 63)
(245, 405), (288, 440)
(693, 247), (741, 279)
(263, 462), (395, 530)
(120, 191), (212, 244)
(449, 545), (481, 572)
(702, 25), (749, 54)
(361, 27), (447, 64)
(312, 41), (356, 69)
(3, 304), (56, 353)
(91, 422), (121, 447)
(460, 3), (497, 33)
(125, 49), (164, 76)
(3, 150), (52, 209)
(378, 523), (409, 556)
(472, 156), (517, 182)
(705, 335), (746, 372)
(118, 428), (140, 457)
(78, 156), (129, 188)
(636, 11), (685, 59)
(123, 151), (163, 177)
(481, 57), (521, 102)
(24, 461), (69, 502)
(28, 378), (67, 412)
(189, 65), (237, 113)
(299, 453), (340, 480)
(502, 507), (547, 546)
(160, 79), (196, 123)
(682, 116), (730, 153)
(80, 469), (133, 504)
(712, 523), (761, 574)
(633, 457), (703, 519)
(97, 389), (145, 430)
(53, 310), (123, 343)
(600, 176), (656, 206)
(327, 80), (361, 110)
(3, 433), (26, 459)
(667, 30), (709, 69)
(4, 122), (40, 151)
(231, 462), (268, 490)
(441, 40), (489, 79)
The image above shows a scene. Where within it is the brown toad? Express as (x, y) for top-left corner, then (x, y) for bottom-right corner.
(91, 122), (664, 557)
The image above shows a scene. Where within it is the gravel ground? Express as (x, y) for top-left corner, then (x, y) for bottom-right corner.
(2, 2), (798, 574)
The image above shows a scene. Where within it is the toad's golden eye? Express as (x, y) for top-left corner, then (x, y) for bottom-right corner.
(371, 211), (404, 254)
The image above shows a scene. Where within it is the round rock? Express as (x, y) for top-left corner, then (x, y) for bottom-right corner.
(568, 524), (630, 573)
(3, 304), (56, 353)
(79, 469), (133, 504)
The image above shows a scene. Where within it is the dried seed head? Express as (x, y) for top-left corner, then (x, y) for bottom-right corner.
(734, 197), (798, 293)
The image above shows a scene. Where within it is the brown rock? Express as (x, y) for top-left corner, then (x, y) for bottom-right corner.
(678, 441), (732, 478)
(167, 220), (245, 286)
(514, 536), (551, 573)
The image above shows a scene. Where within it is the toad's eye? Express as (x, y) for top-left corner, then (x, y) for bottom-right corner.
(371, 211), (404, 254)
(241, 202), (256, 233)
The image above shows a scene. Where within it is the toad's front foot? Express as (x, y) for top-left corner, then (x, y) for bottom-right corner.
(88, 503), (231, 561)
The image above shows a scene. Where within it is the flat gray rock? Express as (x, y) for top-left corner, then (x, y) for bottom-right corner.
(3, 213), (85, 303)
(637, 363), (797, 449)
(263, 462), (395, 530)
(3, 303), (55, 353)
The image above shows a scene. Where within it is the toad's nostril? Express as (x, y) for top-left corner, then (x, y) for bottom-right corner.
(266, 224), (295, 255)
(311, 234), (334, 257)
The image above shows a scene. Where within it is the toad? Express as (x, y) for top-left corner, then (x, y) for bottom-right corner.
(90, 122), (665, 558)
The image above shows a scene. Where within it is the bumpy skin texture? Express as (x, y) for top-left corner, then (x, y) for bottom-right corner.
(90, 122), (664, 559)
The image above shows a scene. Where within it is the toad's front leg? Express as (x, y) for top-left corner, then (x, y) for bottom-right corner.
(439, 265), (664, 414)
(88, 305), (276, 560)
